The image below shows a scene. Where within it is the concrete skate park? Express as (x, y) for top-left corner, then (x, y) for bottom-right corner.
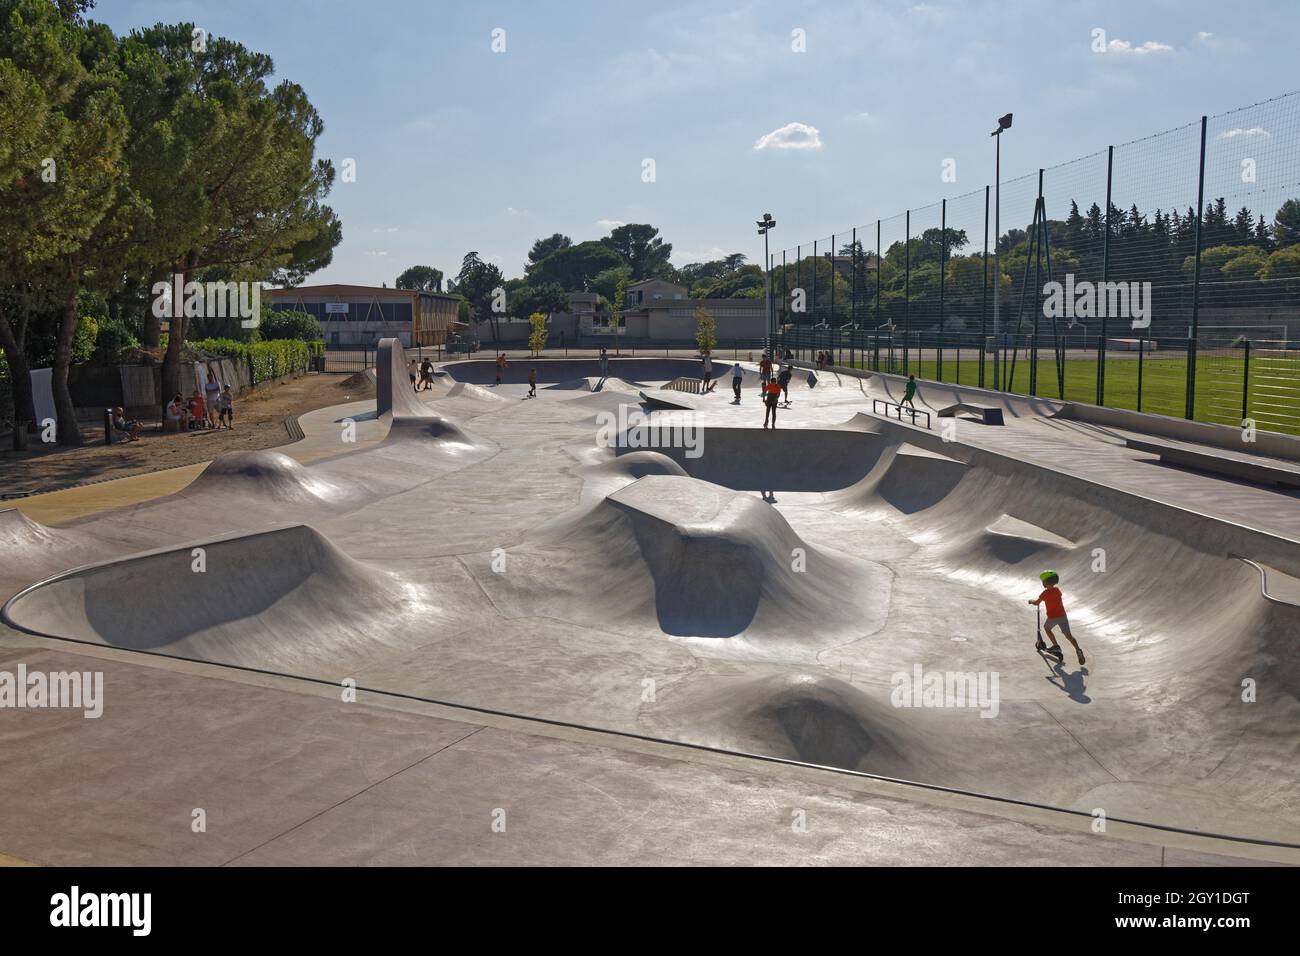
(1, 340), (1297, 866)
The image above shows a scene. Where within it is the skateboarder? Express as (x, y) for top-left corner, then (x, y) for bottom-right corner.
(527, 367), (537, 398)
(701, 352), (713, 392)
(777, 362), (793, 407)
(762, 378), (781, 428)
(730, 362), (744, 403)
(901, 374), (917, 411)
(759, 353), (772, 390)
(495, 352), (508, 385)
(1028, 571), (1085, 666)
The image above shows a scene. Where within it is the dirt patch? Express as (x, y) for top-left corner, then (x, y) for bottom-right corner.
(0, 373), (373, 497)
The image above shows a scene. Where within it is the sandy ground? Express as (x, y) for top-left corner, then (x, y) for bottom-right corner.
(0, 372), (374, 497)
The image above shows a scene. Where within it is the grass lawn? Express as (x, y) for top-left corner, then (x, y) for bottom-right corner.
(844, 351), (1300, 436)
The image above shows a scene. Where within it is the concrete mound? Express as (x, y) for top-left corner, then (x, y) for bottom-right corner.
(0, 507), (62, 551)
(602, 475), (877, 638)
(182, 450), (352, 506)
(585, 450), (689, 481)
(837, 442), (969, 514)
(620, 418), (888, 493)
(3, 524), (427, 671)
(655, 674), (955, 776)
(480, 474), (887, 645)
(442, 381), (506, 403)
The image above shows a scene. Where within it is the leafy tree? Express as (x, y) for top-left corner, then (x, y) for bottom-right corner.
(508, 281), (567, 320)
(527, 240), (622, 290)
(527, 312), (548, 356)
(590, 265), (632, 305)
(527, 233), (571, 265)
(601, 223), (672, 279)
(0, 1), (134, 444)
(609, 271), (627, 355)
(694, 305), (716, 354)
(260, 308), (322, 341)
(456, 251), (506, 342)
(395, 265), (443, 292)
(120, 23), (340, 403)
(1274, 199), (1300, 247)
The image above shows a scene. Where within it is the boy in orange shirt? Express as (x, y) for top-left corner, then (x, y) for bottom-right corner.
(1029, 570), (1085, 665)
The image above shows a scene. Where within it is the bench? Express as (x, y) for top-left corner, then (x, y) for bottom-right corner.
(937, 403), (1005, 426)
(871, 399), (931, 429)
(1126, 437), (1300, 490)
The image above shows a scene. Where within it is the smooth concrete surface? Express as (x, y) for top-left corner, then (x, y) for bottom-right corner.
(0, 640), (1288, 866)
(2, 339), (1298, 864)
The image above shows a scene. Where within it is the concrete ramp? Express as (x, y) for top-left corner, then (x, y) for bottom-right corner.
(622, 417), (888, 492)
(179, 450), (356, 507)
(3, 524), (430, 670)
(838, 443), (969, 514)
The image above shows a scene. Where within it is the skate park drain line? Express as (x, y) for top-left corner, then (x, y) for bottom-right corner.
(3, 607), (1297, 853)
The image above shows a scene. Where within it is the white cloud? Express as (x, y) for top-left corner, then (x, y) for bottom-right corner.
(1106, 38), (1174, 55)
(1195, 31), (1246, 54)
(1219, 127), (1270, 140)
(371, 227), (398, 233)
(506, 207), (528, 216)
(365, 250), (388, 257)
(754, 122), (823, 151)
(596, 219), (626, 229)
(675, 246), (727, 264)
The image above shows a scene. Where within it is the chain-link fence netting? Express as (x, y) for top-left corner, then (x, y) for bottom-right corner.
(774, 90), (1300, 436)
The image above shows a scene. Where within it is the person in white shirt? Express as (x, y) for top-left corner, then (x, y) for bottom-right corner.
(730, 363), (744, 403)
(701, 353), (714, 392)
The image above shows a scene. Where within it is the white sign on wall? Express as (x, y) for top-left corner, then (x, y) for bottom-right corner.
(325, 302), (349, 314)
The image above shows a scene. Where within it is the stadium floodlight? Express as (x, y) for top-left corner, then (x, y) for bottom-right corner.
(757, 213), (777, 344)
(991, 112), (1013, 340)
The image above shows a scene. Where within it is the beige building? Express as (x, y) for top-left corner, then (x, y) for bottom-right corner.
(269, 284), (462, 348)
(583, 278), (767, 341)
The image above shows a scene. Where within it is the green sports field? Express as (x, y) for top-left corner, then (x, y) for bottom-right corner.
(847, 350), (1300, 436)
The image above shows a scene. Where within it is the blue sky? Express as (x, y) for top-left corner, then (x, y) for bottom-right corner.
(93, 0), (1299, 284)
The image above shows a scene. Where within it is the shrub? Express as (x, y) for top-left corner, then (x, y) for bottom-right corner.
(92, 317), (141, 364)
(193, 337), (314, 385)
(260, 308), (323, 342)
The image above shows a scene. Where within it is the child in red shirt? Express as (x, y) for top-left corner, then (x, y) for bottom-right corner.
(1029, 571), (1085, 665)
(187, 390), (206, 430)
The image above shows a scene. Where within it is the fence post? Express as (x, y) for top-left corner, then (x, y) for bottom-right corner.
(1138, 332), (1146, 412)
(939, 198), (947, 381)
(904, 209), (910, 375)
(1186, 115), (1208, 420)
(850, 226), (857, 370)
(811, 239), (817, 337)
(829, 233), (836, 364)
(1242, 339), (1251, 424)
(1098, 145), (1114, 406)
(980, 185), (989, 389)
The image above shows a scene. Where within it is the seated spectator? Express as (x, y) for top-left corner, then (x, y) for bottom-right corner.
(187, 389), (206, 430)
(111, 407), (142, 442)
(164, 393), (186, 430)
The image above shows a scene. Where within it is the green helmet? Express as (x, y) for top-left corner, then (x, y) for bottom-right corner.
(1039, 570), (1058, 584)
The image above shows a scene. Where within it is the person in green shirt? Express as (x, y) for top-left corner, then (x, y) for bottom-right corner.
(901, 374), (917, 409)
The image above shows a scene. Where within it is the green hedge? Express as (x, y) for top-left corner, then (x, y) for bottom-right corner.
(193, 338), (318, 386)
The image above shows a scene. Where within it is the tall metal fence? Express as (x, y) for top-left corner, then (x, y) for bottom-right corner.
(772, 90), (1300, 437)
